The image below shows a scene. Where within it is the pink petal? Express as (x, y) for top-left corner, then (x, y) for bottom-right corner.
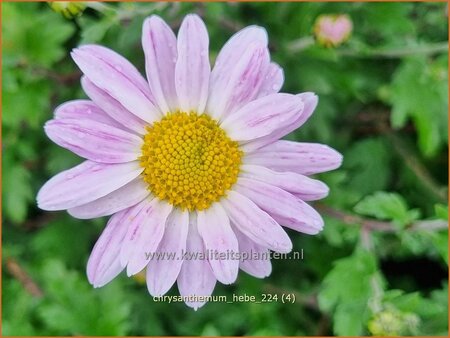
(54, 100), (124, 130)
(44, 119), (143, 163)
(220, 93), (303, 142)
(241, 92), (318, 153)
(207, 42), (270, 121)
(142, 15), (178, 113)
(197, 203), (239, 285)
(256, 63), (284, 98)
(119, 198), (172, 276)
(233, 226), (272, 278)
(221, 190), (292, 253)
(211, 25), (268, 83)
(37, 161), (143, 211)
(68, 178), (149, 219)
(87, 209), (130, 287)
(81, 77), (147, 135)
(175, 14), (210, 114)
(177, 213), (217, 310)
(240, 164), (329, 201)
(72, 45), (161, 123)
(78, 45), (152, 96)
(245, 140), (343, 175)
(235, 178), (323, 235)
(146, 208), (189, 296)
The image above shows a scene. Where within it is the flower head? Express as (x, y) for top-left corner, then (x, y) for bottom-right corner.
(37, 14), (343, 310)
(314, 14), (353, 47)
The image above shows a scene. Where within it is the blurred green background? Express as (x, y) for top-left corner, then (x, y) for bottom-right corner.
(2, 1), (448, 336)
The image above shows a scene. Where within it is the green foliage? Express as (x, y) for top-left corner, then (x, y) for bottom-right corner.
(355, 192), (420, 228)
(318, 248), (383, 335)
(388, 56), (448, 157)
(37, 260), (131, 335)
(2, 154), (34, 223)
(344, 138), (392, 197)
(2, 2), (74, 68)
(2, 1), (448, 336)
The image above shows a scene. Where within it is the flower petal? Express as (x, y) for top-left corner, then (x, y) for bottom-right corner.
(146, 208), (189, 297)
(54, 100), (124, 129)
(240, 92), (318, 153)
(175, 14), (210, 114)
(68, 178), (149, 219)
(234, 227), (272, 278)
(72, 45), (161, 123)
(221, 190), (292, 253)
(245, 140), (343, 175)
(78, 44), (151, 95)
(44, 119), (143, 163)
(142, 15), (178, 113)
(220, 93), (303, 142)
(211, 25), (268, 84)
(240, 164), (329, 201)
(197, 203), (239, 285)
(120, 198), (172, 276)
(208, 42), (270, 121)
(87, 209), (130, 287)
(257, 62), (284, 98)
(37, 161), (143, 211)
(177, 213), (216, 310)
(235, 178), (323, 235)
(81, 76), (147, 135)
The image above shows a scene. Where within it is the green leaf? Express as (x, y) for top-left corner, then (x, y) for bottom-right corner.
(2, 278), (42, 335)
(318, 248), (381, 335)
(435, 204), (448, 220)
(79, 16), (115, 44)
(30, 215), (99, 268)
(3, 79), (51, 129)
(382, 287), (448, 335)
(388, 56), (448, 157)
(354, 191), (420, 227)
(3, 2), (75, 68)
(426, 231), (448, 264)
(2, 157), (33, 223)
(361, 3), (415, 45)
(37, 260), (131, 335)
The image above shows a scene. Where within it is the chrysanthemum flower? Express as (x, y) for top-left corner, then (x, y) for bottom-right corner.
(37, 14), (342, 310)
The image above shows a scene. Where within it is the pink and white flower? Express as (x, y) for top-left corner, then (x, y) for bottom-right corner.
(37, 14), (342, 310)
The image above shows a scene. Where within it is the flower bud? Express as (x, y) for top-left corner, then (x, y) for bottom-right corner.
(368, 309), (420, 336)
(314, 14), (353, 47)
(48, 2), (86, 19)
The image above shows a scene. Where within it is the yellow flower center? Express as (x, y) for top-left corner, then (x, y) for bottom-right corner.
(140, 112), (242, 211)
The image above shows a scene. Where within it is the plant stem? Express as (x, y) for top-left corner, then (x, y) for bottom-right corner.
(337, 42), (448, 58)
(385, 132), (448, 203)
(286, 36), (315, 53)
(6, 258), (43, 298)
(316, 204), (448, 233)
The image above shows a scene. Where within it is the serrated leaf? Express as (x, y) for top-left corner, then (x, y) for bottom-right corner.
(3, 80), (51, 129)
(3, 2), (75, 68)
(388, 56), (448, 157)
(354, 191), (420, 227)
(38, 260), (131, 335)
(2, 159), (33, 224)
(318, 249), (381, 335)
